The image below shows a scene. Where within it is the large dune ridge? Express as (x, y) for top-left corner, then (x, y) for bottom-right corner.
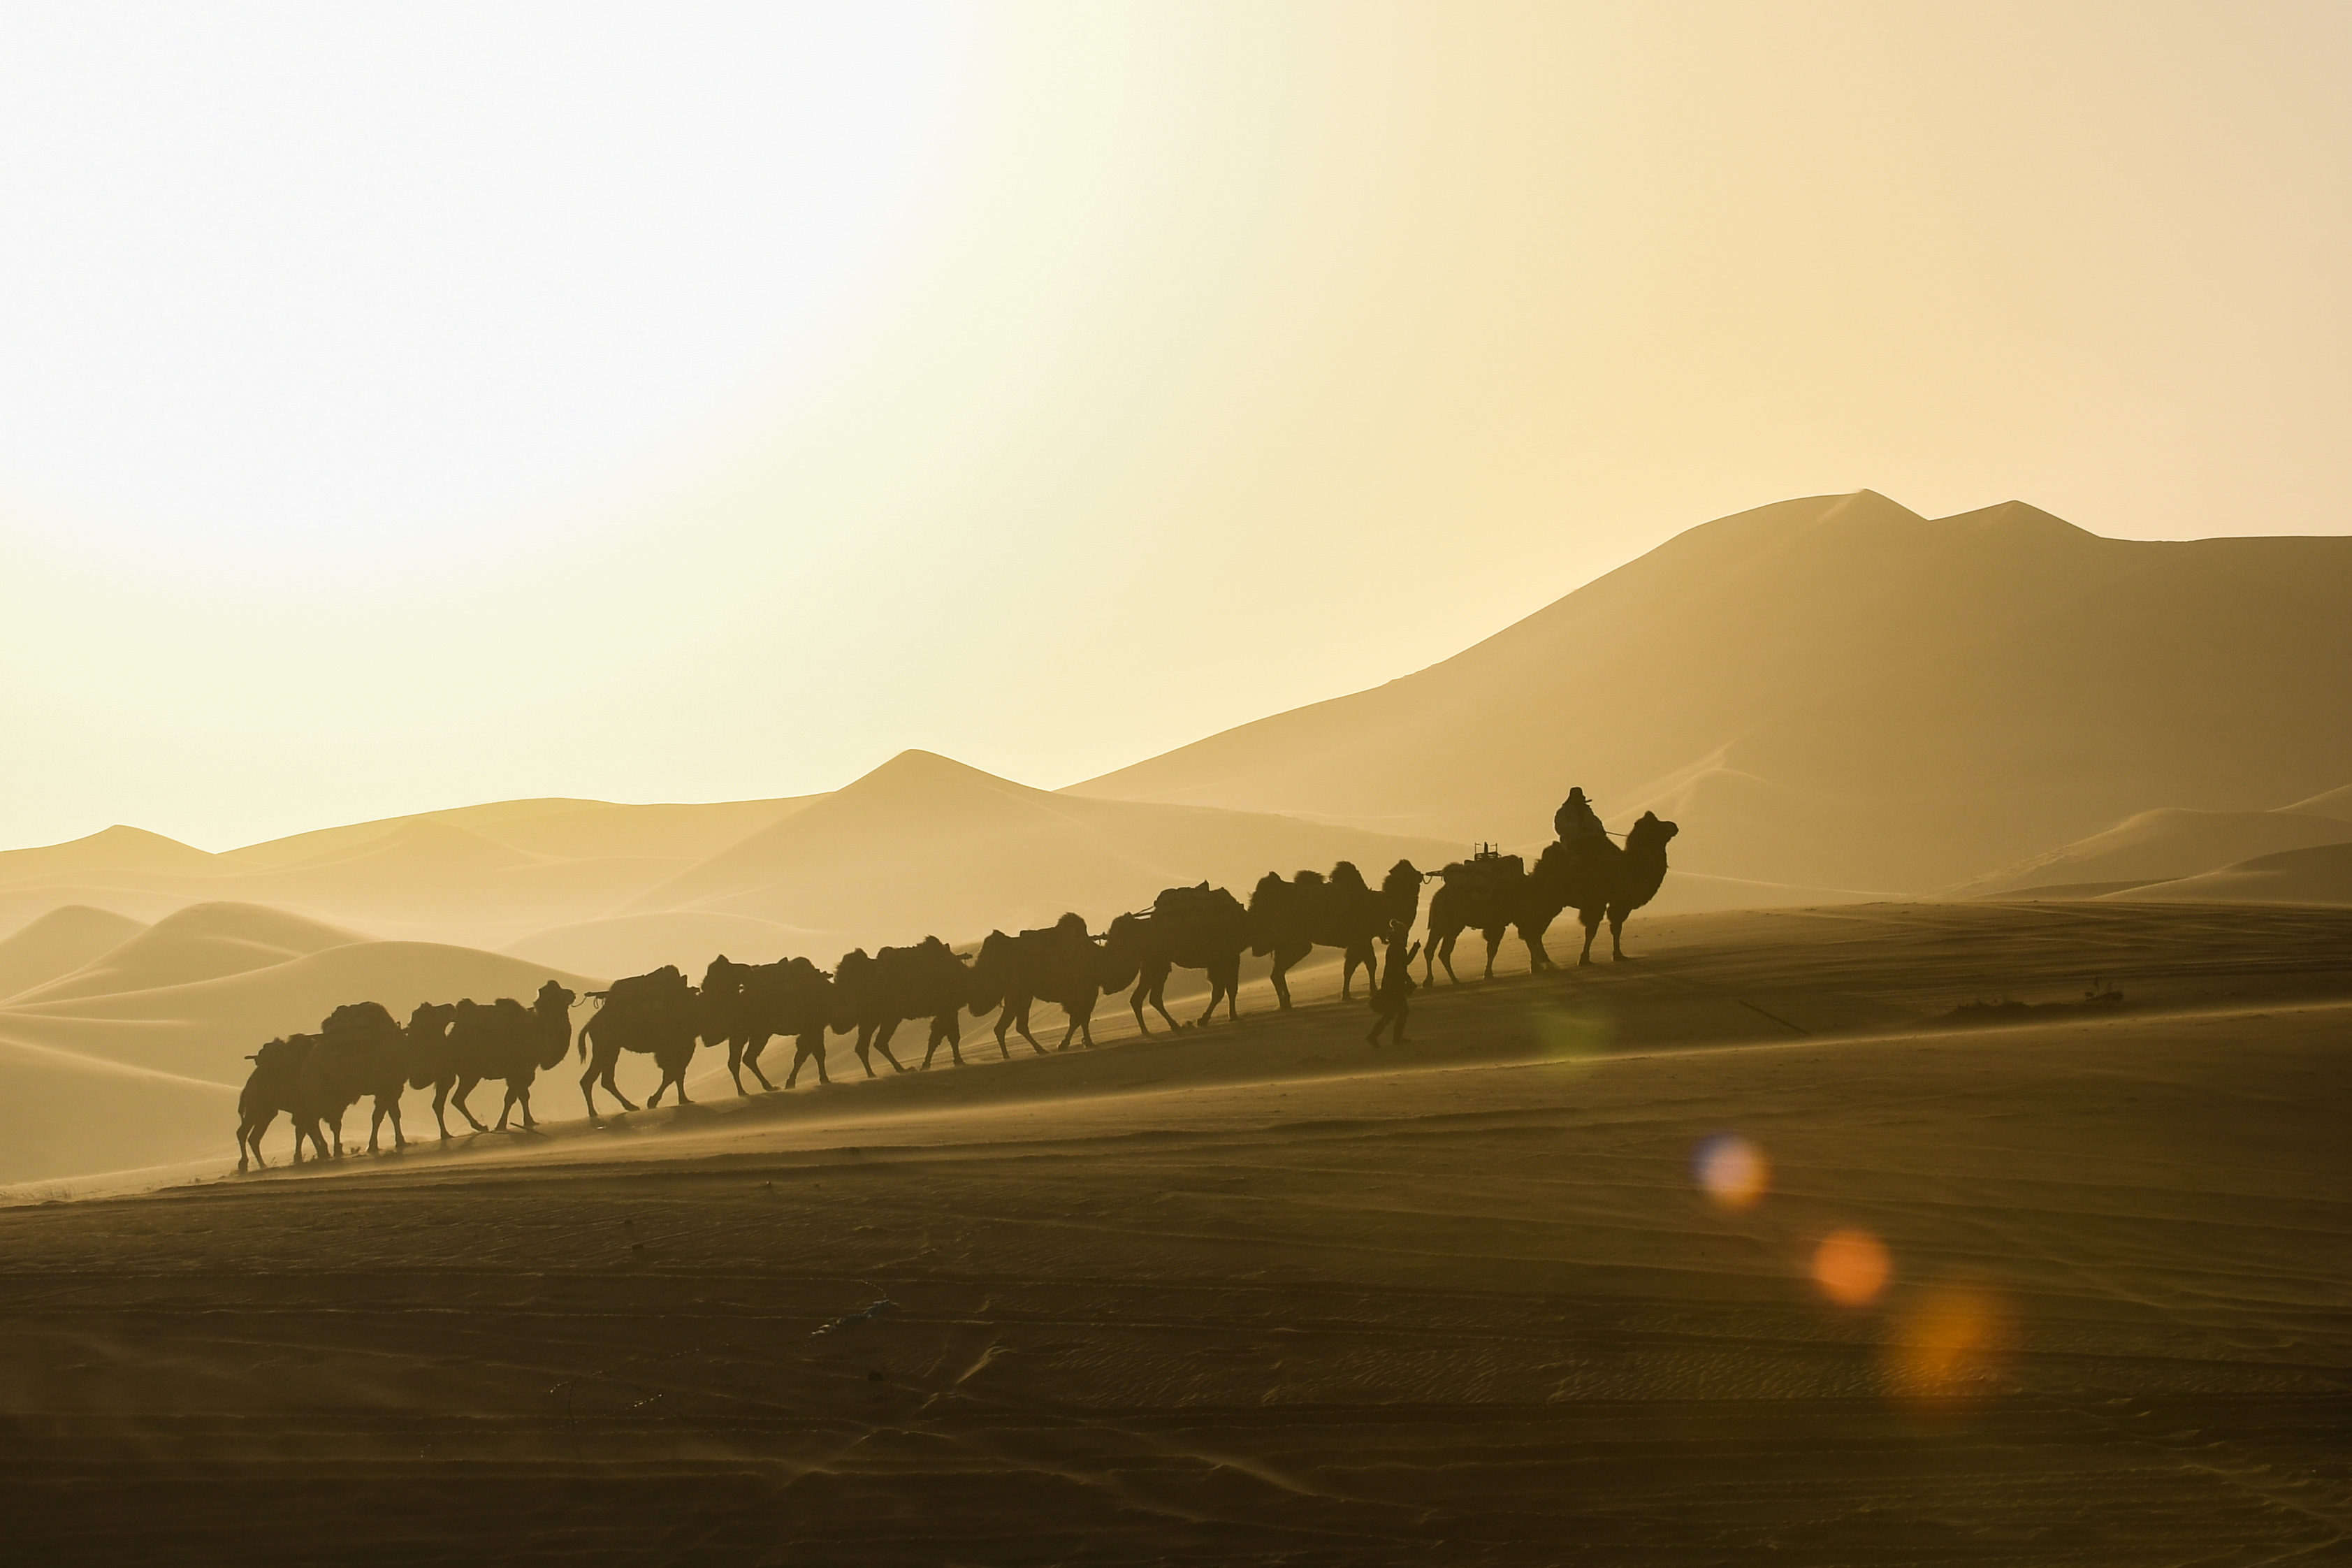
(229, 794), (818, 868)
(1069, 491), (2352, 892)
(626, 748), (1465, 952)
(0, 938), (600, 1087)
(2283, 783), (2352, 820)
(1947, 804), (2352, 898)
(6, 901), (367, 1008)
(0, 905), (147, 1003)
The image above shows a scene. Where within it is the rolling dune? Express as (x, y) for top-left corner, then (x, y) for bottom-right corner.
(0, 906), (147, 1002)
(6, 901), (365, 1006)
(0, 939), (597, 1086)
(1949, 805), (2352, 898)
(2105, 839), (2352, 906)
(629, 749), (1463, 952)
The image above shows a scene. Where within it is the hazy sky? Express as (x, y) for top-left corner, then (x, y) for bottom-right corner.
(2, 1), (2346, 851)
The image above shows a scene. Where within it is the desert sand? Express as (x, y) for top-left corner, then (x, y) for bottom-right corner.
(0, 900), (2344, 1563)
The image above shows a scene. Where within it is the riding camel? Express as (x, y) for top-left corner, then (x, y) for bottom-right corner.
(1530, 811), (1679, 966)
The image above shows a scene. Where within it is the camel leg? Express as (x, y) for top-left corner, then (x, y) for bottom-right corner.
(1482, 929), (1502, 980)
(1580, 910), (1602, 966)
(1017, 1000), (1050, 1057)
(451, 1075), (492, 1133)
(869, 1022), (910, 1074)
(804, 1029), (833, 1087)
(744, 1037), (778, 1091)
(992, 1010), (1015, 1061)
(495, 1084), (517, 1131)
(1128, 990), (1152, 1036)
(727, 1040), (748, 1096)
(600, 1056), (636, 1110)
(519, 1084), (537, 1128)
(1610, 910), (1631, 960)
(431, 1081), (453, 1140)
(1342, 941), (1372, 1000)
(938, 1014), (966, 1067)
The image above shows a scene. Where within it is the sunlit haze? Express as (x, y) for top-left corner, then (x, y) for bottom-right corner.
(3, 1), (2346, 850)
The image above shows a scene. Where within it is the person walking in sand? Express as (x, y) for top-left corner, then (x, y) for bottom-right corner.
(1365, 920), (1421, 1047)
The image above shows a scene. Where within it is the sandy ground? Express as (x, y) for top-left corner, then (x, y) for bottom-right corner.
(0, 901), (2346, 1564)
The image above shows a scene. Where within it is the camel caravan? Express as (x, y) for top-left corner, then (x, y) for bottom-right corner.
(233, 790), (1677, 1170)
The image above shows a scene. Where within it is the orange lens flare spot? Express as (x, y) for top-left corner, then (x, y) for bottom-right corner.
(1812, 1227), (1891, 1306)
(1887, 1286), (2014, 1400)
(1692, 1134), (1769, 1211)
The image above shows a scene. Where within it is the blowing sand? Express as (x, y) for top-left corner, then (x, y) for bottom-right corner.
(0, 901), (2344, 1565)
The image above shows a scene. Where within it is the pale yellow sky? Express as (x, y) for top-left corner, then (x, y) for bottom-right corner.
(1, 1), (2345, 850)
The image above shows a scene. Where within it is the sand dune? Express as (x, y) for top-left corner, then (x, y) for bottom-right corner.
(0, 939), (598, 1086)
(2104, 839), (2352, 905)
(1949, 805), (2352, 896)
(630, 749), (1464, 951)
(0, 906), (147, 1003)
(0, 1034), (235, 1188)
(1071, 491), (2352, 892)
(503, 910), (832, 979)
(0, 823), (247, 886)
(231, 793), (815, 867)
(6, 901), (365, 1007)
(2283, 782), (2352, 820)
(0, 899), (2343, 1560)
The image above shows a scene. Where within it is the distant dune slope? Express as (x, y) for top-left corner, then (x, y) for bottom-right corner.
(504, 912), (830, 980)
(0, 906), (149, 1003)
(231, 794), (816, 868)
(6, 902), (366, 1008)
(2105, 841), (2352, 906)
(0, 941), (600, 1085)
(2283, 784), (2352, 822)
(1949, 808), (2352, 898)
(628, 750), (1464, 953)
(0, 1033), (235, 1186)
(1069, 491), (2352, 892)
(0, 824), (248, 886)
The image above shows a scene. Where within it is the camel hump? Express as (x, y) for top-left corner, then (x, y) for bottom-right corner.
(321, 1001), (395, 1036)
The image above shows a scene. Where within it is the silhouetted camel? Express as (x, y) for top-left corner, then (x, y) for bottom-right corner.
(700, 954), (836, 1091)
(969, 913), (1134, 1055)
(830, 938), (973, 1070)
(578, 966), (700, 1115)
(1423, 850), (1531, 983)
(289, 1001), (411, 1159)
(1511, 811), (1680, 969)
(234, 1034), (326, 1171)
(402, 1001), (474, 1138)
(1101, 882), (1248, 1031)
(449, 981), (576, 1130)
(1247, 859), (1425, 1008)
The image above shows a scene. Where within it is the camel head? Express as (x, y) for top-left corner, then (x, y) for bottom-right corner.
(966, 930), (1019, 1015)
(1627, 812), (1679, 855)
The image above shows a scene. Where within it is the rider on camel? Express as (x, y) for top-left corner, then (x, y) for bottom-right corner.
(1553, 786), (1608, 849)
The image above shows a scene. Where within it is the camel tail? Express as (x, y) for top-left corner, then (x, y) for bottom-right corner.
(576, 1015), (595, 1061)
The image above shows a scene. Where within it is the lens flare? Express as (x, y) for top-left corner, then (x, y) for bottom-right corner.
(1692, 1134), (1769, 1211)
(1886, 1285), (2013, 1401)
(1812, 1228), (1890, 1306)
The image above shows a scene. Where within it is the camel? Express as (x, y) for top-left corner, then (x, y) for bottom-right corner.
(1101, 882), (1249, 1032)
(969, 913), (1135, 1055)
(578, 967), (699, 1116)
(831, 938), (973, 1071)
(402, 1001), (477, 1138)
(1531, 811), (1678, 965)
(1247, 859), (1425, 1008)
(288, 1002), (412, 1159)
(699, 954), (836, 1091)
(1423, 850), (1532, 984)
(449, 981), (577, 1130)
(233, 1034), (326, 1171)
